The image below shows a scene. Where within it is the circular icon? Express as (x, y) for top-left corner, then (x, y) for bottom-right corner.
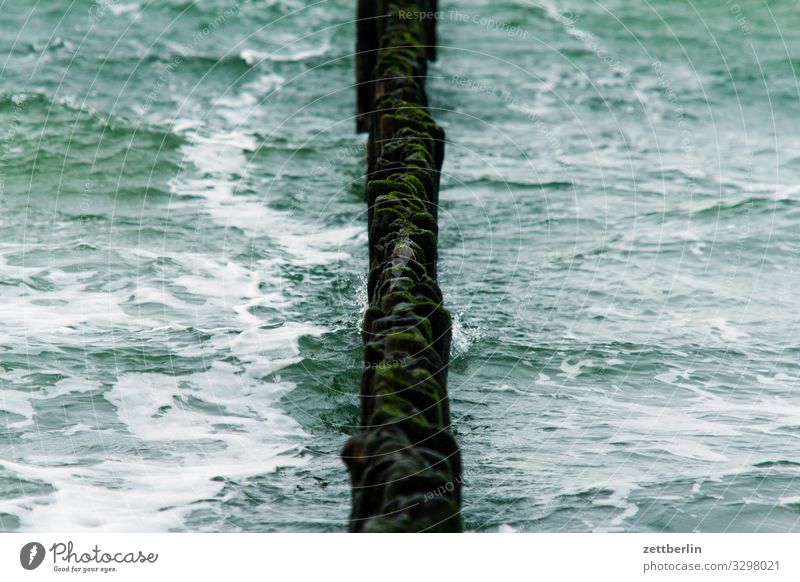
(20, 542), (46, 571)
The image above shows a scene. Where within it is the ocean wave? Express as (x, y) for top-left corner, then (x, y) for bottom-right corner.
(239, 41), (332, 65)
(690, 196), (800, 218)
(464, 177), (575, 190)
(0, 90), (182, 143)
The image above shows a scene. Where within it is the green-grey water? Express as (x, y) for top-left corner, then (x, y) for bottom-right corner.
(1, 0), (799, 532)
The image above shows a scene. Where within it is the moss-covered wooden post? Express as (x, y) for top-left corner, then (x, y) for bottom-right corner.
(343, 0), (463, 533)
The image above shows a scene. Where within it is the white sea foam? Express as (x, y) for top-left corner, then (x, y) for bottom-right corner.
(108, 2), (141, 17)
(708, 318), (749, 342)
(0, 389), (37, 428)
(451, 313), (484, 357)
(240, 41), (331, 65)
(559, 359), (592, 380)
(6, 342), (316, 531)
(601, 485), (640, 530)
(658, 440), (728, 463)
(0, 277), (132, 334)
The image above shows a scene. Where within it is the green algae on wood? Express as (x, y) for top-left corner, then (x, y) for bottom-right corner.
(344, 0), (462, 533)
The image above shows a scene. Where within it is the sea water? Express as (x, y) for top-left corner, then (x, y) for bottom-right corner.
(1, 0), (799, 532)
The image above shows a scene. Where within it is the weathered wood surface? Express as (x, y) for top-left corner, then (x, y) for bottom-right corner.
(342, 0), (462, 533)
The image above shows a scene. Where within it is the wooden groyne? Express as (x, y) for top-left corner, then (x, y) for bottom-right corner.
(341, 0), (463, 532)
